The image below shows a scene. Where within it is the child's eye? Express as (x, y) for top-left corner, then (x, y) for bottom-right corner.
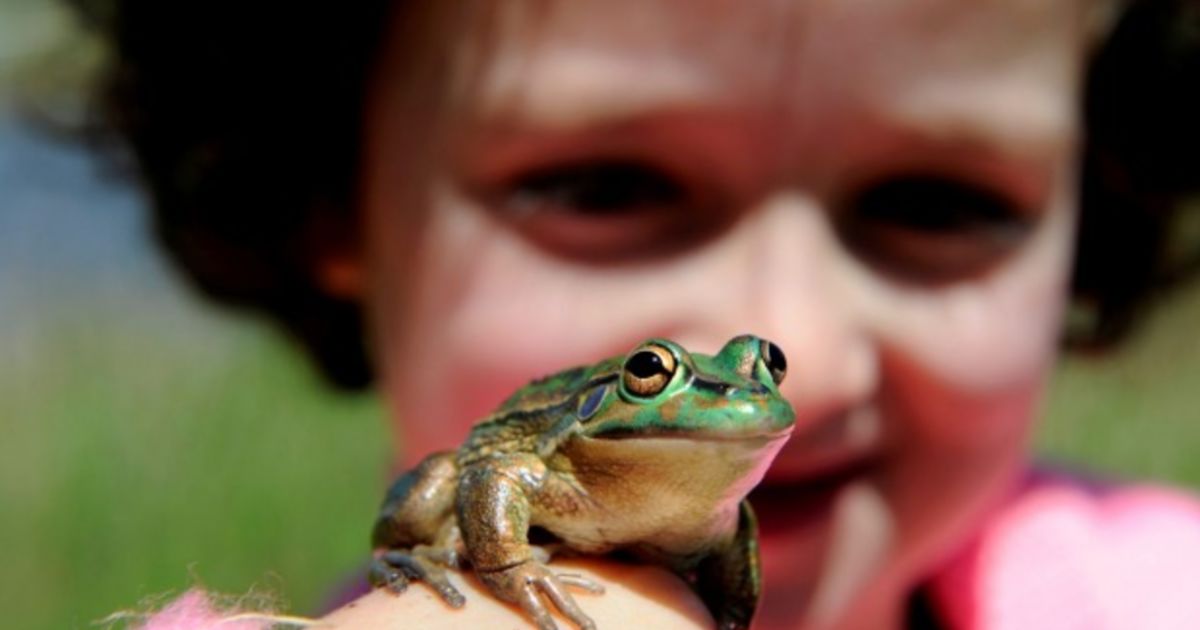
(488, 159), (720, 261)
(837, 175), (1035, 283)
(506, 160), (686, 216)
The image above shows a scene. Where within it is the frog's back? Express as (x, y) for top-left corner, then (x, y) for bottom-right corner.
(457, 358), (620, 463)
(487, 355), (619, 415)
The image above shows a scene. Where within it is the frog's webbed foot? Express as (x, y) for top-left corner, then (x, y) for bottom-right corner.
(478, 560), (604, 630)
(369, 545), (466, 608)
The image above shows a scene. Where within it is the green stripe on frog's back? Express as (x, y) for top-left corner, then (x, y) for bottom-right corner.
(490, 357), (623, 414)
(457, 359), (623, 465)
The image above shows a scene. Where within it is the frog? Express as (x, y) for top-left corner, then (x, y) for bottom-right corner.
(369, 334), (796, 630)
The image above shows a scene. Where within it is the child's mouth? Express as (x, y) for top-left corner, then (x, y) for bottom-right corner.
(763, 404), (885, 482)
(750, 456), (881, 536)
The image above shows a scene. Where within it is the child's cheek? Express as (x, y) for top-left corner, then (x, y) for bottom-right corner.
(366, 188), (678, 457)
(871, 174), (1076, 423)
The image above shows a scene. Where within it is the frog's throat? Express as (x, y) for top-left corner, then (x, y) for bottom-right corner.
(558, 432), (791, 522)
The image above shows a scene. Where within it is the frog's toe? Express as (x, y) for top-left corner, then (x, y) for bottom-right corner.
(429, 575), (467, 608)
(480, 562), (598, 630)
(514, 584), (562, 630)
(379, 550), (466, 608)
(368, 557), (410, 594)
(553, 573), (605, 594)
(534, 574), (598, 630)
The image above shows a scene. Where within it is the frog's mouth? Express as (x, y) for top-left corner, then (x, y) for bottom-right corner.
(564, 427), (793, 509)
(578, 426), (795, 474)
(592, 426), (794, 442)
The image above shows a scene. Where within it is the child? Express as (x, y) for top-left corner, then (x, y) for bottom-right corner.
(81, 0), (1200, 628)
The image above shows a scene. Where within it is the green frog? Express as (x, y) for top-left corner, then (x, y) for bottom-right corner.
(369, 335), (795, 630)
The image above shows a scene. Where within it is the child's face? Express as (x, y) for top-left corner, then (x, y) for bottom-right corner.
(356, 0), (1095, 611)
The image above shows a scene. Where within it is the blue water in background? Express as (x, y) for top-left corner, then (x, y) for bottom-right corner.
(0, 114), (161, 304)
(0, 111), (240, 363)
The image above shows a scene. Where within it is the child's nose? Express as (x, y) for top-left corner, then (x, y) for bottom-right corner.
(726, 193), (879, 424)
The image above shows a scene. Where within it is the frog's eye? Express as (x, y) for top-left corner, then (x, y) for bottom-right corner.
(760, 339), (787, 386)
(623, 345), (677, 397)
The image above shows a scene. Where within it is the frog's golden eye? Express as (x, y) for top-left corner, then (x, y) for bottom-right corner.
(760, 339), (787, 386)
(623, 345), (677, 397)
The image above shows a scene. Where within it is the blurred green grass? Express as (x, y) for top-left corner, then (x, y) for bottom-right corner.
(0, 304), (388, 629)
(2, 280), (1198, 630)
(1041, 278), (1200, 485)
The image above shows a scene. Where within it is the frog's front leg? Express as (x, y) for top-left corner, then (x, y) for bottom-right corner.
(457, 454), (603, 630)
(694, 500), (762, 630)
(370, 451), (466, 607)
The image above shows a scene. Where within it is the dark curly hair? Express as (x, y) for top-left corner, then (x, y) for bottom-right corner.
(69, 0), (1200, 389)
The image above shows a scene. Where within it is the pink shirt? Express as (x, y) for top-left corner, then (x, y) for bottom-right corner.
(928, 474), (1200, 629)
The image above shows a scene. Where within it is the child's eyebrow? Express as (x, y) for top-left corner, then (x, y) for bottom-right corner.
(466, 52), (1073, 151)
(468, 47), (729, 130)
(879, 76), (1078, 170)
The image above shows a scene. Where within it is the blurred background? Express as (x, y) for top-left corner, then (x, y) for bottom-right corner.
(1, 1), (1197, 628)
(1, 1), (387, 627)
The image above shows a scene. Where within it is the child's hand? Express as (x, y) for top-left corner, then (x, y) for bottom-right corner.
(324, 557), (711, 629)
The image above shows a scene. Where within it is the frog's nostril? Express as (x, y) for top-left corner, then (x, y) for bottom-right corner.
(692, 377), (734, 397)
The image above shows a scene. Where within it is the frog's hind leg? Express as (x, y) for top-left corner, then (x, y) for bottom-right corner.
(372, 451), (459, 548)
(370, 452), (466, 607)
(694, 501), (762, 630)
